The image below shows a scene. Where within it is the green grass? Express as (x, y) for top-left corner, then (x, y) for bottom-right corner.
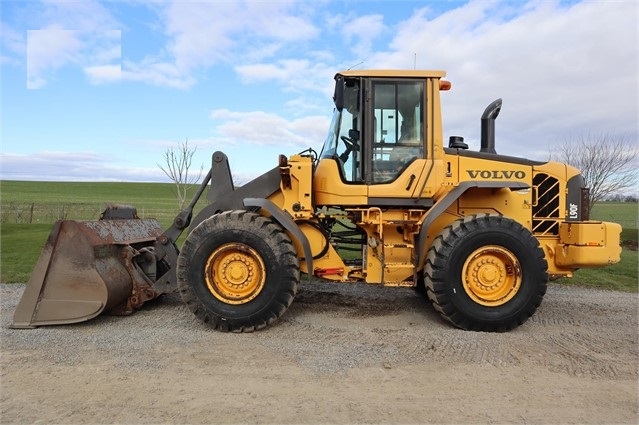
(0, 180), (192, 227)
(590, 201), (638, 242)
(590, 201), (637, 229)
(0, 224), (51, 282)
(555, 249), (637, 292)
(0, 180), (637, 292)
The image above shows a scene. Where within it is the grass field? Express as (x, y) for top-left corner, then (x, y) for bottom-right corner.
(590, 201), (638, 242)
(0, 180), (190, 226)
(1, 180), (637, 291)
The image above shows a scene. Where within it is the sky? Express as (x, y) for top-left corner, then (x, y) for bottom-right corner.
(1, 0), (637, 185)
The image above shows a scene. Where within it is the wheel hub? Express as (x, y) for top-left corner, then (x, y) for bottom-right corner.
(462, 245), (522, 306)
(204, 243), (266, 305)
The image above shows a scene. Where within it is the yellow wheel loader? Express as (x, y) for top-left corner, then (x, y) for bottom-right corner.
(12, 69), (622, 332)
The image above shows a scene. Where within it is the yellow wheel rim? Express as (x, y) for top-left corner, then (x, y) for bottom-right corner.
(204, 243), (266, 305)
(461, 245), (522, 306)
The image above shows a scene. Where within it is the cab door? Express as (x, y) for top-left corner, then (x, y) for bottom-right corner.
(365, 78), (443, 204)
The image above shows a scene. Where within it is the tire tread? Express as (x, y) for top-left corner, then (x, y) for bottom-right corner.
(424, 213), (547, 332)
(176, 210), (299, 332)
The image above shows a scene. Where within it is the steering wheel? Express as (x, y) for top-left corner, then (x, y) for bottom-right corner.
(339, 135), (359, 163)
(340, 135), (359, 150)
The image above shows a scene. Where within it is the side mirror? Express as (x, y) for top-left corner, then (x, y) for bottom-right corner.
(348, 129), (360, 141)
(333, 76), (344, 112)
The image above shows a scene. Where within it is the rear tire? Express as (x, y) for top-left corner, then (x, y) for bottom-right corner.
(177, 210), (299, 332)
(424, 214), (548, 332)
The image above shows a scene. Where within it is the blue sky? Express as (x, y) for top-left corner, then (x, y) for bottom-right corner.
(1, 0), (637, 184)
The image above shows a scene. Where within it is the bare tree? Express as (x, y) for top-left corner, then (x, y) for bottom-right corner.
(552, 133), (638, 214)
(158, 139), (203, 209)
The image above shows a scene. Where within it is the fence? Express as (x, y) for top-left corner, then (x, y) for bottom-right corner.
(0, 202), (172, 225)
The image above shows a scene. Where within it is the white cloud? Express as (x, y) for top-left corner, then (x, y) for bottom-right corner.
(84, 64), (121, 84)
(234, 62), (298, 83)
(244, 1), (319, 42)
(118, 0), (320, 89)
(121, 59), (195, 89)
(340, 14), (387, 54)
(27, 29), (82, 88)
(162, 1), (240, 72)
(10, 0), (324, 90)
(0, 26), (25, 65)
(210, 109), (329, 148)
(0, 151), (164, 182)
(8, 0), (123, 88)
(235, 59), (337, 101)
(235, 59), (327, 89)
(26, 29), (121, 88)
(363, 0), (637, 158)
(36, 0), (120, 31)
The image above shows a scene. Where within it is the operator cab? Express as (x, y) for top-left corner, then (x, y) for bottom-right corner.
(320, 74), (425, 184)
(314, 69), (448, 207)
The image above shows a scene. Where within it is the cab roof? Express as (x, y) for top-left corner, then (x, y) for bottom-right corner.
(336, 69), (447, 79)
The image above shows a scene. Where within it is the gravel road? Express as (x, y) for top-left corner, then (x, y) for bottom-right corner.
(1, 281), (637, 424)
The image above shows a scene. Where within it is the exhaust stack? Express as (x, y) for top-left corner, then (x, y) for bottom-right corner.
(480, 98), (502, 154)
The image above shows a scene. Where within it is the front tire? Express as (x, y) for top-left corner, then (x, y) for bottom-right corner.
(424, 214), (548, 332)
(177, 210), (300, 332)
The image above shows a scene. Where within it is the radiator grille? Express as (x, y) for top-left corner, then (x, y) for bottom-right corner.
(532, 173), (560, 235)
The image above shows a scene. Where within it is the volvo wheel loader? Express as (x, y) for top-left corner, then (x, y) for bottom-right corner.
(12, 69), (622, 332)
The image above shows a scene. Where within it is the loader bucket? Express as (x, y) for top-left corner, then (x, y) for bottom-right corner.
(11, 218), (165, 328)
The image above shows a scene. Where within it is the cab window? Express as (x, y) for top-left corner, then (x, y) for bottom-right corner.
(371, 81), (424, 183)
